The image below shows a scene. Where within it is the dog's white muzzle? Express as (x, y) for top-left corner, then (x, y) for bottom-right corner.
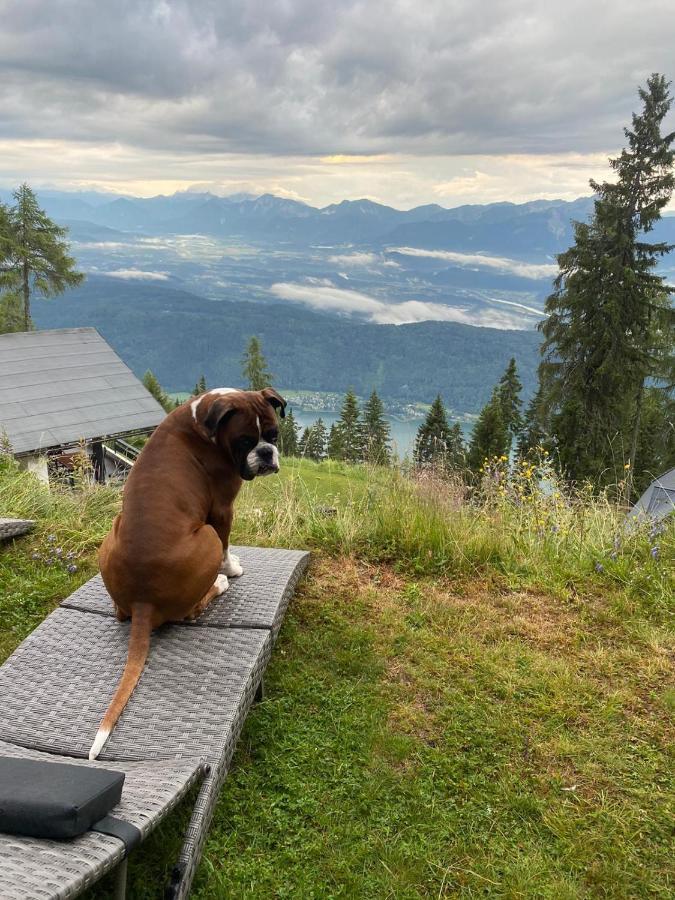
(245, 441), (280, 476)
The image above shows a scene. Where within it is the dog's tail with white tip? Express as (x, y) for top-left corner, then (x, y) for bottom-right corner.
(89, 603), (153, 760)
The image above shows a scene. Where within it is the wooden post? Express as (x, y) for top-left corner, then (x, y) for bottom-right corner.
(91, 441), (106, 484)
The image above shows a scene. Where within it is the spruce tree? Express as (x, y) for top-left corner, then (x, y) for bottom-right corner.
(467, 388), (510, 474)
(0, 203), (20, 332)
(142, 370), (175, 413)
(539, 74), (675, 489)
(414, 395), (464, 470)
(498, 358), (523, 449)
(298, 427), (310, 457)
(0, 202), (11, 266)
(304, 418), (328, 461)
(632, 388), (675, 495)
(192, 374), (207, 396)
(242, 336), (273, 390)
(448, 422), (466, 469)
(327, 422), (345, 460)
(335, 390), (365, 463)
(517, 384), (549, 460)
(363, 390), (391, 464)
(279, 409), (299, 456)
(3, 184), (84, 330)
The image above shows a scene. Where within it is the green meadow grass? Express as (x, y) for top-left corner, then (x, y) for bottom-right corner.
(0, 454), (673, 898)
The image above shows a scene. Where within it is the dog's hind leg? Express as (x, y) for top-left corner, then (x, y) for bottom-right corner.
(113, 602), (130, 622)
(186, 574), (229, 620)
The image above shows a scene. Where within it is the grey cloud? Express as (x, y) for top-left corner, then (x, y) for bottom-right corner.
(0, 1), (673, 157)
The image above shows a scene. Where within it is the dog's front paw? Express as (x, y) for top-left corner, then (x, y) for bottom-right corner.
(222, 551), (244, 578)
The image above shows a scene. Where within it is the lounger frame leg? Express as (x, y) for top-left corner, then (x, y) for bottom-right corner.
(113, 857), (128, 900)
(254, 677), (265, 702)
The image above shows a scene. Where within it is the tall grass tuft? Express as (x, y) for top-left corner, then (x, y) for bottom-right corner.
(231, 455), (673, 613)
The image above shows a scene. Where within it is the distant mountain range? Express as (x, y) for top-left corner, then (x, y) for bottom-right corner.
(0, 187), (600, 258)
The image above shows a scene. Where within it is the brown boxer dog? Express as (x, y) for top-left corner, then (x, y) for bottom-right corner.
(89, 387), (286, 759)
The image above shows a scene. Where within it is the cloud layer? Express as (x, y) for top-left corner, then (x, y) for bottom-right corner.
(103, 268), (169, 281)
(2, 1), (673, 156)
(0, 1), (673, 205)
(270, 281), (532, 329)
(392, 247), (558, 280)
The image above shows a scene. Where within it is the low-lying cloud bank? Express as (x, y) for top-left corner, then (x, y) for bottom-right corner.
(327, 251), (379, 267)
(103, 268), (169, 281)
(270, 280), (531, 329)
(392, 247), (558, 280)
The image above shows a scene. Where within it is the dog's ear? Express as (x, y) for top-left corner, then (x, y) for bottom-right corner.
(202, 399), (238, 440)
(261, 388), (287, 418)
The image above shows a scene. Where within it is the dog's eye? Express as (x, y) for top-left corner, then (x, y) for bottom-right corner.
(238, 436), (257, 452)
(265, 430), (279, 445)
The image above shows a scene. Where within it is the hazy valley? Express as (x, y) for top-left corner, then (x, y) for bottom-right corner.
(16, 188), (675, 419)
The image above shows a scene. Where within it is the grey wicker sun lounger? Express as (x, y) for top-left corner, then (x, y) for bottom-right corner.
(0, 546), (310, 900)
(0, 517), (36, 541)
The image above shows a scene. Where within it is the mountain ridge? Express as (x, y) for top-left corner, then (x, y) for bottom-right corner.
(0, 187), (601, 255)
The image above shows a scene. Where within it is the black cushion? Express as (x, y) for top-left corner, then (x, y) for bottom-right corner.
(0, 757), (125, 839)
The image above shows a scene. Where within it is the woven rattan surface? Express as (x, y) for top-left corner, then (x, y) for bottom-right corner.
(61, 545), (310, 635)
(2, 543), (309, 899)
(0, 740), (206, 900)
(0, 608), (271, 762)
(0, 517), (35, 541)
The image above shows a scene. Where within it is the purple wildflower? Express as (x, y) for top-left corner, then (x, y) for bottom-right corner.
(594, 562), (604, 574)
(610, 551), (617, 561)
(650, 546), (660, 560)
(31, 552), (41, 560)
(55, 547), (63, 557)
(45, 557), (54, 566)
(67, 564), (78, 574)
(47, 534), (56, 543)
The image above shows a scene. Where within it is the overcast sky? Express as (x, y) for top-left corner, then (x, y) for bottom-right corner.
(1, 0), (673, 208)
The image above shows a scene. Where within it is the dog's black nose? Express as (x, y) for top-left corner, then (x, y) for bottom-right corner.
(258, 446), (274, 463)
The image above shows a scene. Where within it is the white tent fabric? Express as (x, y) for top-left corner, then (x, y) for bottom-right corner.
(629, 467), (675, 522)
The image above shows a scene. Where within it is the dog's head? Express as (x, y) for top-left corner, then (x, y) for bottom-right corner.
(191, 387), (286, 480)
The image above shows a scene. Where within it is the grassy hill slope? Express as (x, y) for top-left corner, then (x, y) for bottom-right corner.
(1, 453), (672, 899)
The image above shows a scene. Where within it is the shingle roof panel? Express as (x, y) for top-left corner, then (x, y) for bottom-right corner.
(0, 328), (166, 455)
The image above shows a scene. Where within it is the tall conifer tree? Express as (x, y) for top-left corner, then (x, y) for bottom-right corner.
(303, 418), (328, 461)
(242, 336), (273, 390)
(517, 384), (549, 460)
(142, 370), (175, 413)
(498, 358), (523, 449)
(279, 409), (300, 457)
(327, 422), (345, 460)
(467, 388), (510, 474)
(192, 375), (207, 397)
(2, 184), (83, 330)
(539, 74), (674, 488)
(333, 390), (365, 462)
(414, 395), (464, 470)
(363, 390), (391, 464)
